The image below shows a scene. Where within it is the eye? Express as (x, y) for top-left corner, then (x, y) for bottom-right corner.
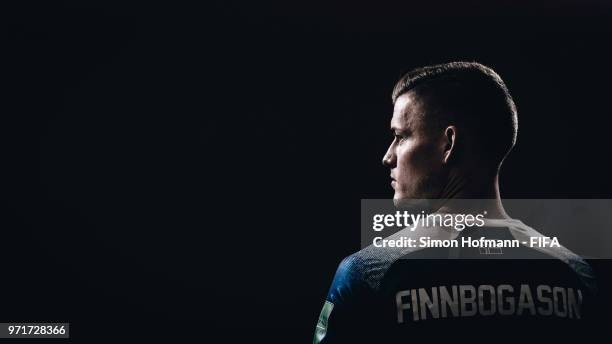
(390, 130), (408, 143)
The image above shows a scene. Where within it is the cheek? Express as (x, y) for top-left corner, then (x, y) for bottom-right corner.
(396, 146), (416, 175)
(397, 142), (440, 176)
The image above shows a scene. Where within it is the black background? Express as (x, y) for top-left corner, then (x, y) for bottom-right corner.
(6, 1), (612, 342)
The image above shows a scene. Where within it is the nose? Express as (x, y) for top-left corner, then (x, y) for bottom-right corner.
(382, 143), (396, 167)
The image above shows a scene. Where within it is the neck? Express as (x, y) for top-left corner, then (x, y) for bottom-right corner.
(436, 173), (510, 219)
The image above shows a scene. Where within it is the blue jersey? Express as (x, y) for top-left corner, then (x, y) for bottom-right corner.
(314, 219), (598, 343)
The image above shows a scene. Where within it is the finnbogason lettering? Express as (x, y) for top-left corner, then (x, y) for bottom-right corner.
(396, 284), (583, 322)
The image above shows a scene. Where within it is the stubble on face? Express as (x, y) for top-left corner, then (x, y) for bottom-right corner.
(389, 92), (445, 204)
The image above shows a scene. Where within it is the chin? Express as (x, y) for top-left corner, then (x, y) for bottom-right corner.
(393, 192), (405, 202)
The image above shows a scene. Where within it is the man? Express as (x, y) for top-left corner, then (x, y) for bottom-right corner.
(314, 62), (598, 343)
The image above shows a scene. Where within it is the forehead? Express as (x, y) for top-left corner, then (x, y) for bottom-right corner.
(391, 92), (424, 130)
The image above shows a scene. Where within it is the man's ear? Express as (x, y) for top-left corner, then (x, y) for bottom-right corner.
(442, 126), (457, 164)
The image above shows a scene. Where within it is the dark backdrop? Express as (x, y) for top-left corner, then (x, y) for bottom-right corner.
(6, 1), (612, 342)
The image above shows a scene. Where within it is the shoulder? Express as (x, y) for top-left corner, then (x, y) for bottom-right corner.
(328, 239), (415, 301)
(326, 253), (367, 304)
(327, 248), (388, 305)
(506, 219), (598, 293)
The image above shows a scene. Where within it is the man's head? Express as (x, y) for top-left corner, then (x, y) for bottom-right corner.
(383, 62), (518, 202)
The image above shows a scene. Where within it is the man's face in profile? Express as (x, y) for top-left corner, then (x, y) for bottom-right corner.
(383, 92), (446, 204)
